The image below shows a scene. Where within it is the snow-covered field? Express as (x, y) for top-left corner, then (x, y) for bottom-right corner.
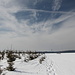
(0, 53), (75, 75)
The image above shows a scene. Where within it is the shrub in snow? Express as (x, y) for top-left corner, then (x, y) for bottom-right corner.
(6, 62), (15, 71)
(1, 51), (5, 60)
(0, 51), (5, 60)
(0, 68), (3, 74)
(6, 51), (16, 71)
(39, 56), (45, 64)
(18, 51), (22, 57)
(0, 56), (2, 60)
(24, 52), (41, 62)
(29, 53), (40, 60)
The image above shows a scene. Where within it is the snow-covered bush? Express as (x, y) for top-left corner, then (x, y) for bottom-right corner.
(6, 62), (15, 71)
(0, 68), (3, 74)
(24, 52), (41, 62)
(6, 51), (16, 71)
(0, 51), (5, 60)
(0, 55), (2, 60)
(1, 51), (5, 60)
(13, 54), (21, 59)
(39, 56), (45, 64)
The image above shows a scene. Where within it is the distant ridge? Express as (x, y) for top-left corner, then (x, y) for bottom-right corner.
(1, 49), (75, 53)
(36, 50), (75, 53)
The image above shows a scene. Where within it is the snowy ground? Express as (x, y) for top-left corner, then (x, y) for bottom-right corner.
(46, 53), (75, 75)
(0, 53), (75, 75)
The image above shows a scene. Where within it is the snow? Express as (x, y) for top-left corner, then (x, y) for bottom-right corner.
(46, 53), (75, 75)
(0, 53), (75, 75)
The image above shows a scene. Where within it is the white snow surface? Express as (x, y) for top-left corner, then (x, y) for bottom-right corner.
(0, 53), (75, 75)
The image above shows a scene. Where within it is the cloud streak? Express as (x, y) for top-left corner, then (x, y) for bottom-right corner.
(0, 0), (75, 50)
(18, 8), (75, 14)
(52, 0), (62, 11)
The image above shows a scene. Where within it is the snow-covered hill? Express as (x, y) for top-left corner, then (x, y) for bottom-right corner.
(0, 53), (75, 75)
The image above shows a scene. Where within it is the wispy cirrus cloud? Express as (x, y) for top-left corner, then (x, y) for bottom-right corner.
(14, 8), (75, 14)
(0, 0), (74, 35)
(52, 0), (62, 11)
(52, 0), (62, 17)
(0, 0), (75, 50)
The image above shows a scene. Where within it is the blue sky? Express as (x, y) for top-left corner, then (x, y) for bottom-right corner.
(0, 0), (75, 51)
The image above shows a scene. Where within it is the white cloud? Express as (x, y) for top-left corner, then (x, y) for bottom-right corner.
(52, 0), (62, 11)
(52, 0), (62, 17)
(0, 0), (75, 51)
(18, 8), (75, 14)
